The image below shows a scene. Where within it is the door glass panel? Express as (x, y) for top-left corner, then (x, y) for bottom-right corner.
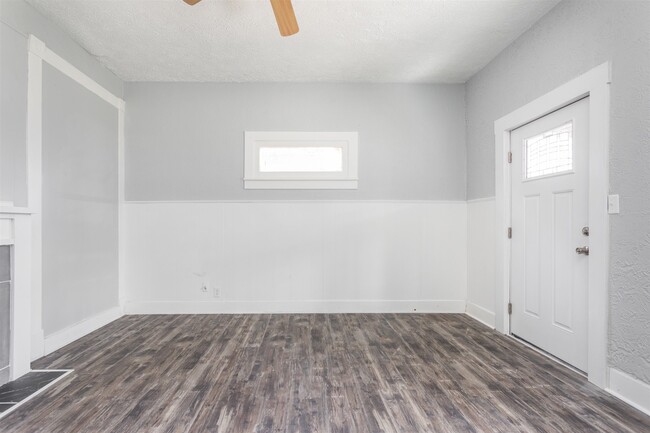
(525, 122), (573, 179)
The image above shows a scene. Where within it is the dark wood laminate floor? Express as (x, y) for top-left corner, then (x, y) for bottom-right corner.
(1, 314), (648, 432)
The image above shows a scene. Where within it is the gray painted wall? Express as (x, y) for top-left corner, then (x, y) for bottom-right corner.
(0, 21), (28, 207)
(125, 83), (466, 201)
(1, 0), (123, 338)
(0, 0), (122, 97)
(0, 0), (123, 207)
(466, 0), (650, 384)
(42, 64), (119, 335)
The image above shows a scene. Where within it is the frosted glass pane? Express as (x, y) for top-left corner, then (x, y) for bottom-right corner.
(525, 122), (573, 179)
(259, 147), (343, 172)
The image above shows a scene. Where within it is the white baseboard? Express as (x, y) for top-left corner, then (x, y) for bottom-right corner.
(607, 368), (650, 416)
(30, 328), (45, 362)
(465, 302), (496, 328)
(466, 196), (496, 204)
(124, 300), (467, 315)
(43, 306), (123, 356)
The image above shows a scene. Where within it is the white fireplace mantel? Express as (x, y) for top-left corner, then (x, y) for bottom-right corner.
(0, 210), (33, 380)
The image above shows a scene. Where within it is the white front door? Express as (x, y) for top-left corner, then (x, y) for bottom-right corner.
(510, 97), (589, 372)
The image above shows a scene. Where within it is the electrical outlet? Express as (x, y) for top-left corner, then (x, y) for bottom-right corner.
(213, 287), (221, 298)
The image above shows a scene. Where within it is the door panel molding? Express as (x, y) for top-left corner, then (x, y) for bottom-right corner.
(494, 63), (611, 388)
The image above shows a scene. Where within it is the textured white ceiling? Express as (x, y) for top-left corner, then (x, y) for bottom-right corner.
(25, 0), (560, 83)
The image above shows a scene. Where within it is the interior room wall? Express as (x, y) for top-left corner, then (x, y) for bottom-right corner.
(0, 0), (122, 97)
(0, 20), (28, 207)
(465, 198), (496, 327)
(465, 0), (650, 386)
(41, 63), (119, 335)
(123, 83), (468, 311)
(0, 0), (123, 343)
(125, 82), (466, 201)
(5, 0), (646, 402)
(124, 201), (467, 313)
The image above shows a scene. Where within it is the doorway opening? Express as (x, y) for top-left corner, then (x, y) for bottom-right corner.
(509, 97), (589, 372)
(494, 63), (611, 388)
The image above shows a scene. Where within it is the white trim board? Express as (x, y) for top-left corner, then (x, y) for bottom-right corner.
(0, 207), (31, 215)
(0, 370), (73, 421)
(118, 103), (126, 310)
(124, 300), (467, 315)
(493, 62), (611, 389)
(26, 34), (125, 360)
(243, 180), (359, 190)
(43, 307), (123, 356)
(607, 368), (650, 417)
(466, 196), (496, 204)
(244, 131), (359, 190)
(27, 38), (44, 361)
(123, 199), (468, 205)
(465, 303), (495, 329)
(27, 36), (124, 110)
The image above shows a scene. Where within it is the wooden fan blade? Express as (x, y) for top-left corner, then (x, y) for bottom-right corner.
(269, 0), (299, 36)
(183, 0), (202, 5)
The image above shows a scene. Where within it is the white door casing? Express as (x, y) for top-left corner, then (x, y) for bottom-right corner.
(494, 63), (610, 388)
(510, 98), (589, 371)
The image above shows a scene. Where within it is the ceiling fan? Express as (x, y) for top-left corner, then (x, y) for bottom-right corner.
(182, 0), (299, 37)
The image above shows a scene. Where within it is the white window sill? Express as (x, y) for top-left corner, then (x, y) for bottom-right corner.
(244, 179), (358, 190)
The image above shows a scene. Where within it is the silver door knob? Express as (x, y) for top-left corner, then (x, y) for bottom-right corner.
(576, 246), (589, 255)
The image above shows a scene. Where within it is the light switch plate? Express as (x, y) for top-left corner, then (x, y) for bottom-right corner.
(608, 194), (620, 214)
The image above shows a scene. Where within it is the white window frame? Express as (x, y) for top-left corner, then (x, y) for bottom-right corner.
(244, 131), (358, 190)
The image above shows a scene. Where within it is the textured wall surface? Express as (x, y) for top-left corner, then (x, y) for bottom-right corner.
(125, 83), (466, 201)
(466, 0), (650, 383)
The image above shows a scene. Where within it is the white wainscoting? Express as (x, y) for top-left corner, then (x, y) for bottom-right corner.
(465, 197), (496, 328)
(123, 201), (467, 314)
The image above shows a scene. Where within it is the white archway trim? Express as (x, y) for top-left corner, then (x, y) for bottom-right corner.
(26, 35), (125, 360)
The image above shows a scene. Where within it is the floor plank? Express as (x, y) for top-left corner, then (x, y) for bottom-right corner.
(1, 314), (648, 433)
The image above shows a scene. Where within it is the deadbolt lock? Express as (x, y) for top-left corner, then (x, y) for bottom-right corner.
(582, 226), (590, 236)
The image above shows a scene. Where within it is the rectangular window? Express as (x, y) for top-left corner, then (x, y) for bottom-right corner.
(244, 132), (358, 189)
(525, 122), (573, 179)
(259, 147), (343, 173)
